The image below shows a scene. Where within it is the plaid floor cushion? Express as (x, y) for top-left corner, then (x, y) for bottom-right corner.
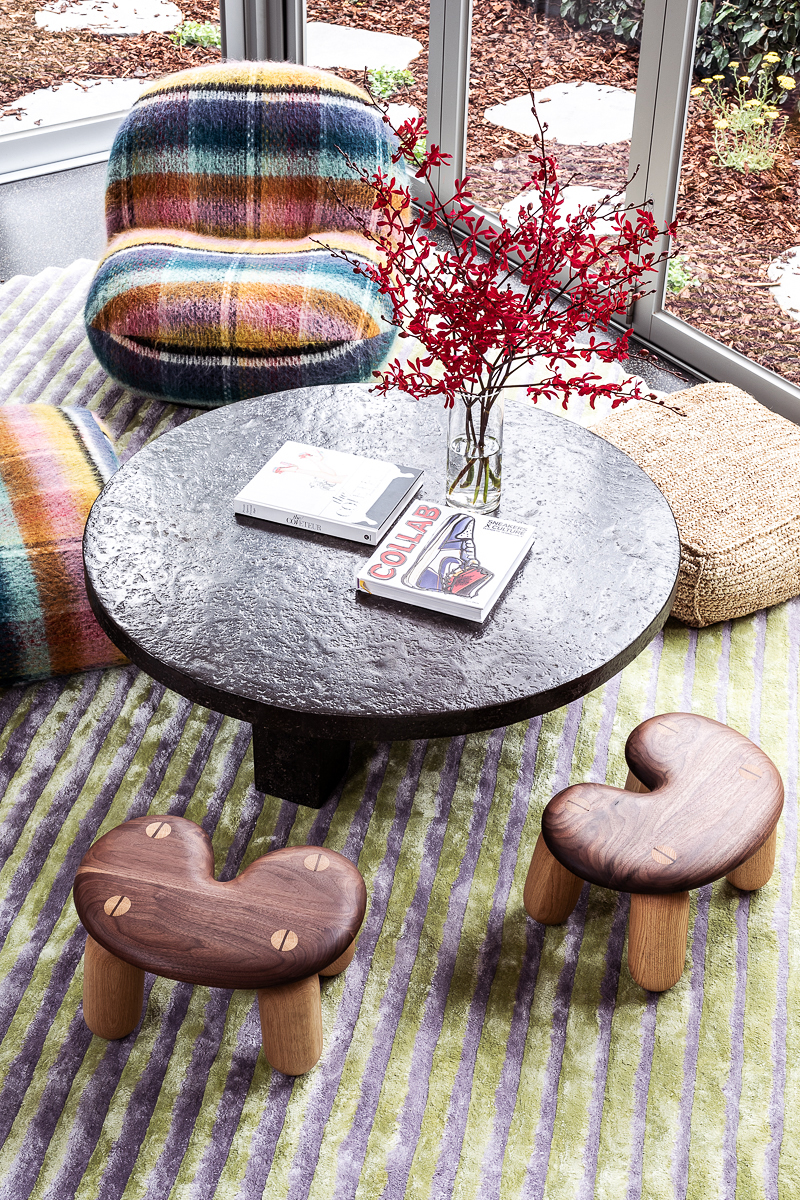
(0, 405), (128, 685)
(84, 63), (401, 408)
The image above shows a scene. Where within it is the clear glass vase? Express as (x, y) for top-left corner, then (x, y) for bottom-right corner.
(446, 393), (504, 514)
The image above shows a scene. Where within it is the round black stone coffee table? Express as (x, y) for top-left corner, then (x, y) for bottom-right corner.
(83, 384), (680, 807)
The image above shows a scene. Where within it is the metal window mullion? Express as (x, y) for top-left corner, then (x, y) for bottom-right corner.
(425, 0), (472, 204)
(221, 0), (304, 60)
(626, 0), (699, 340)
(626, 0), (800, 420)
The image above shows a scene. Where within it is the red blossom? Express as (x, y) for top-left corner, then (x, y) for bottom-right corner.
(331, 85), (676, 416)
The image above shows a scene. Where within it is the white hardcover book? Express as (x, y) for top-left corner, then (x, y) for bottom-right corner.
(233, 442), (424, 545)
(355, 502), (535, 622)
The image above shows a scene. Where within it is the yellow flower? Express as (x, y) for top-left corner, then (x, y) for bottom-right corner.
(763, 52), (781, 64)
(701, 77), (714, 83)
(766, 109), (780, 119)
(690, 86), (704, 96)
(777, 76), (796, 89)
(712, 74), (725, 80)
(714, 119), (729, 129)
(729, 61), (740, 69)
(753, 118), (765, 126)
(744, 99), (761, 107)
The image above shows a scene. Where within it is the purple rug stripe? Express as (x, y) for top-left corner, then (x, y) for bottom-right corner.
(670, 882), (712, 1196)
(43, 972), (160, 1200)
(721, 891), (750, 1198)
(318, 736), (466, 1200)
(0, 668), (145, 942)
(94, 381), (128, 423)
(0, 928), (92, 1200)
(680, 627), (698, 711)
(578, 891), (631, 1200)
(625, 991), (659, 1200)
(94, 981), (199, 1200)
(118, 401), (184, 464)
(719, 609), (767, 1194)
(765, 599), (800, 1193)
(0, 681), (184, 1135)
(479, 917), (547, 1198)
(218, 783), (284, 883)
(716, 623), (732, 724)
(430, 716), (548, 1200)
(180, 742), (396, 1200)
(517, 696), (590, 1199)
(237, 740), (409, 1200)
(30, 703), (234, 1198)
(0, 674), (100, 866)
(141, 988), (242, 1200)
(577, 643), (666, 1196)
(379, 726), (511, 1200)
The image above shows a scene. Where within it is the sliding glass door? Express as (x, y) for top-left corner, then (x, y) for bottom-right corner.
(254, 0), (800, 422)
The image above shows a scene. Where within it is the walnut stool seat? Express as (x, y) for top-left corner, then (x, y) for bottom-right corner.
(73, 816), (367, 1074)
(523, 713), (783, 991)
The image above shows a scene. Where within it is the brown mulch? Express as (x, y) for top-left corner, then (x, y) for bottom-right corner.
(4, 0), (800, 384)
(0, 0), (220, 114)
(667, 100), (800, 385)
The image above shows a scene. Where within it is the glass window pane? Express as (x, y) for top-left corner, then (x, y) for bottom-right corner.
(465, 0), (641, 219)
(664, 53), (800, 387)
(0, 1), (221, 149)
(305, 0), (428, 128)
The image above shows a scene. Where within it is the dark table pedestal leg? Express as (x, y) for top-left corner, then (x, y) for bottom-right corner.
(251, 725), (350, 808)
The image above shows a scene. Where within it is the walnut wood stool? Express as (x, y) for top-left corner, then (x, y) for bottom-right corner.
(523, 713), (784, 991)
(73, 816), (367, 1075)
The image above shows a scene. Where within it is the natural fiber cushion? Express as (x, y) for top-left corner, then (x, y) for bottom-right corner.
(590, 382), (800, 627)
(0, 405), (128, 684)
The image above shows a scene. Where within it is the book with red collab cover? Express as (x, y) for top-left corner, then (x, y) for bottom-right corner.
(355, 502), (535, 622)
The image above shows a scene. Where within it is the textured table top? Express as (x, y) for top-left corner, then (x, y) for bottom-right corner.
(83, 384), (680, 740)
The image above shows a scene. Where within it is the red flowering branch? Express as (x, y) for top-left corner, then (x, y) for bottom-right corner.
(330, 84), (677, 426)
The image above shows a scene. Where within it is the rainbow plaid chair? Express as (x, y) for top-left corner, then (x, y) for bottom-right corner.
(84, 63), (402, 407)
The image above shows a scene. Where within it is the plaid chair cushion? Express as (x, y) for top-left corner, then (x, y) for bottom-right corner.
(0, 405), (127, 685)
(85, 62), (401, 407)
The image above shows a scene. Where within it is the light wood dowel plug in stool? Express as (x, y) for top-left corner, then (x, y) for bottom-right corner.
(523, 713), (783, 991)
(73, 816), (367, 1074)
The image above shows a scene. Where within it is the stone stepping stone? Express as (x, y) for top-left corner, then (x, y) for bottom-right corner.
(0, 78), (150, 134)
(767, 247), (800, 322)
(306, 23), (421, 71)
(385, 102), (418, 129)
(35, 0), (182, 35)
(485, 81), (635, 147)
(500, 183), (619, 235)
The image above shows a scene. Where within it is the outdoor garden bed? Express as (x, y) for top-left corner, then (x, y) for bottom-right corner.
(3, 0), (799, 386)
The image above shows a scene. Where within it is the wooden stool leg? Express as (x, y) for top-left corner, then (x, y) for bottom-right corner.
(82, 934), (145, 1039)
(319, 938), (356, 977)
(726, 826), (778, 891)
(624, 768), (650, 794)
(524, 832), (584, 925)
(628, 891), (690, 991)
(258, 974), (323, 1075)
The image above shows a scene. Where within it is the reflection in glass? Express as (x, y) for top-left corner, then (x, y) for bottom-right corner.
(665, 56), (800, 387)
(465, 0), (640, 220)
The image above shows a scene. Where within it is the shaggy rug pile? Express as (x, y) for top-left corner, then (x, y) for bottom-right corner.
(0, 262), (798, 1199)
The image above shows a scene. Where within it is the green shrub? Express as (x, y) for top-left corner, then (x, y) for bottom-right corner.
(557, 0), (799, 96)
(367, 67), (415, 99)
(666, 254), (699, 294)
(169, 21), (222, 48)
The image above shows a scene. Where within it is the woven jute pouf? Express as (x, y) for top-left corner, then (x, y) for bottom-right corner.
(590, 382), (800, 627)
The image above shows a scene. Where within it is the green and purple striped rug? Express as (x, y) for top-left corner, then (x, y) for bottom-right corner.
(1, 263), (799, 1198)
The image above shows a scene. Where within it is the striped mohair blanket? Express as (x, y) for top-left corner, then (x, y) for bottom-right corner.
(85, 63), (401, 408)
(0, 404), (126, 684)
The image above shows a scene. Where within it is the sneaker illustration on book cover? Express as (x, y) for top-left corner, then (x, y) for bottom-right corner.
(402, 514), (494, 598)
